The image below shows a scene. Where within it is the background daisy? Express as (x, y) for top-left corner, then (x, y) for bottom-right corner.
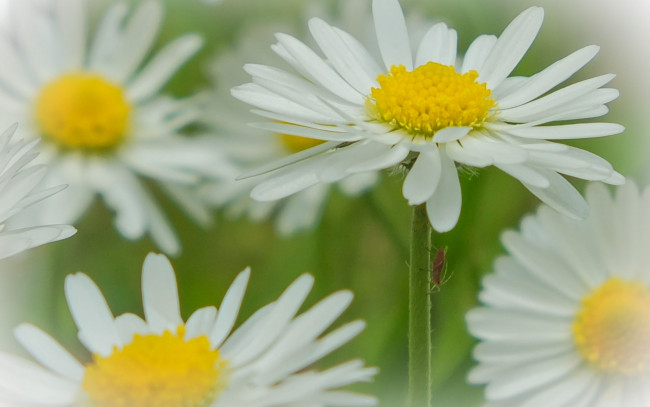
(0, 124), (75, 260)
(0, 252), (377, 406)
(233, 0), (623, 232)
(0, 0), (235, 255)
(467, 181), (650, 406)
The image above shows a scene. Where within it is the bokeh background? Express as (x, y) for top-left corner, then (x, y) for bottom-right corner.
(0, 0), (647, 406)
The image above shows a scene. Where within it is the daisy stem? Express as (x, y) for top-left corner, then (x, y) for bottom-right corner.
(408, 203), (432, 407)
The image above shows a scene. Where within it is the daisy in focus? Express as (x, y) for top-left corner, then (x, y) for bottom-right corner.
(202, 6), (378, 236)
(233, 0), (624, 232)
(467, 181), (650, 406)
(0, 124), (75, 260)
(0, 0), (234, 255)
(0, 252), (377, 406)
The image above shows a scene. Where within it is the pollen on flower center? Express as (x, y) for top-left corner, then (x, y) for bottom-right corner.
(572, 278), (650, 376)
(35, 73), (130, 150)
(82, 326), (228, 407)
(369, 62), (495, 138)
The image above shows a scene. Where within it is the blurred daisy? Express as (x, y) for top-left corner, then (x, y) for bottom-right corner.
(0, 124), (75, 260)
(0, 0), (234, 255)
(0, 252), (377, 406)
(233, 0), (624, 232)
(467, 181), (650, 406)
(203, 3), (377, 236)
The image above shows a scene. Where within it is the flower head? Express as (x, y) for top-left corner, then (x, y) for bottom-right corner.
(467, 181), (650, 406)
(0, 124), (75, 260)
(0, 0), (234, 255)
(0, 253), (377, 406)
(233, 0), (623, 232)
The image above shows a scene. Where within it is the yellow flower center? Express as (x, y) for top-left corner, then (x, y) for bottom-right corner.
(82, 326), (228, 407)
(573, 278), (650, 376)
(278, 133), (325, 153)
(35, 73), (131, 150)
(369, 62), (495, 138)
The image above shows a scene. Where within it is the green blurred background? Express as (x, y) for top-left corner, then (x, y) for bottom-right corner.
(0, 0), (646, 406)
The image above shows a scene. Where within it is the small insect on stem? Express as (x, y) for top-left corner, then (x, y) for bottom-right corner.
(432, 246), (450, 291)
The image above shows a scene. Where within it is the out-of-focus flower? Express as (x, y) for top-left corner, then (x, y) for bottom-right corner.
(0, 252), (377, 406)
(467, 181), (650, 406)
(0, 123), (75, 260)
(233, 0), (624, 233)
(202, 2), (378, 236)
(0, 0), (234, 255)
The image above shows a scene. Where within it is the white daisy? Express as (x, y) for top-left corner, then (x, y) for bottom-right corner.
(0, 123), (75, 260)
(0, 252), (377, 406)
(0, 0), (234, 255)
(232, 0), (624, 232)
(466, 180), (650, 407)
(202, 5), (377, 236)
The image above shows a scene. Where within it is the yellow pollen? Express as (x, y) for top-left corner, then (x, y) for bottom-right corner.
(572, 278), (650, 376)
(369, 62), (495, 138)
(82, 326), (228, 407)
(278, 133), (325, 153)
(35, 73), (130, 150)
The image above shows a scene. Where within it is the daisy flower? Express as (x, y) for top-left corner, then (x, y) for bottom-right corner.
(0, 252), (377, 406)
(202, 5), (377, 236)
(466, 181), (650, 406)
(0, 0), (234, 255)
(232, 0), (624, 232)
(0, 124), (75, 260)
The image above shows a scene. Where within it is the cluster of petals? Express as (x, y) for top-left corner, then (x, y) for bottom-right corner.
(0, 253), (377, 406)
(0, 124), (75, 260)
(233, 0), (624, 231)
(202, 4), (378, 236)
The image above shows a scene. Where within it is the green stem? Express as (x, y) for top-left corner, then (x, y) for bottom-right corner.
(408, 204), (432, 407)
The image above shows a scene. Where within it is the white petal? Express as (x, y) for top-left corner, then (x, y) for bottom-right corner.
(105, 0), (163, 82)
(501, 123), (624, 140)
(308, 18), (377, 95)
(56, 0), (86, 71)
(127, 34), (203, 102)
(227, 274), (314, 367)
(425, 150), (461, 232)
(64, 273), (121, 356)
(88, 2), (129, 71)
(0, 225), (76, 260)
(433, 126), (471, 143)
(461, 34), (497, 73)
(0, 353), (79, 404)
(142, 253), (183, 333)
(479, 7), (545, 90)
(415, 23), (457, 67)
(210, 268), (251, 348)
(274, 33), (364, 104)
(13, 323), (84, 382)
(485, 353), (582, 400)
(402, 149), (441, 205)
(496, 164), (550, 188)
(372, 0), (413, 70)
(497, 46), (600, 109)
(522, 170), (589, 220)
(498, 74), (615, 123)
(250, 165), (320, 201)
(114, 313), (149, 343)
(185, 306), (218, 339)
